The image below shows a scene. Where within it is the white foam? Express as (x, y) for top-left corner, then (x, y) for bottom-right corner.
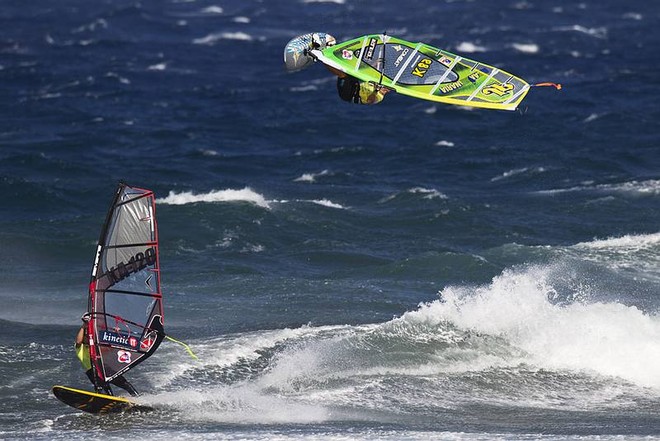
(575, 232), (660, 251)
(145, 326), (357, 423)
(157, 187), (270, 208)
(270, 196), (346, 209)
(511, 43), (539, 54)
(380, 187), (449, 203)
(254, 325), (372, 394)
(200, 6), (223, 14)
(491, 166), (546, 182)
(310, 199), (345, 209)
(273, 198), (346, 209)
(289, 85), (318, 92)
(455, 42), (486, 53)
(623, 12), (643, 20)
(553, 25), (607, 39)
(570, 233), (660, 279)
(150, 326), (350, 387)
(142, 263), (660, 424)
(193, 32), (254, 45)
(105, 71), (130, 84)
(233, 16), (251, 24)
(148, 62), (168, 71)
(537, 179), (660, 196)
(435, 140), (455, 147)
(294, 169), (329, 183)
(602, 179), (660, 195)
(146, 385), (330, 424)
(583, 113), (601, 123)
(199, 148), (218, 156)
(411, 265), (660, 389)
(408, 187), (448, 200)
(72, 18), (108, 33)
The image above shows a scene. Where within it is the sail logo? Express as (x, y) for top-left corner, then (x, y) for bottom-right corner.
(100, 330), (139, 349)
(117, 350), (131, 364)
(364, 38), (378, 60)
(105, 247), (157, 285)
(140, 335), (155, 351)
(411, 58), (432, 78)
(440, 81), (463, 93)
(394, 48), (410, 67)
(467, 72), (481, 83)
(482, 83), (514, 96)
(439, 56), (453, 67)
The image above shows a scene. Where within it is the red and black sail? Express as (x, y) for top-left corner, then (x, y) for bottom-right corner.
(87, 183), (164, 383)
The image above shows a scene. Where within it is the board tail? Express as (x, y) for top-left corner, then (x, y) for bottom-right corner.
(52, 385), (150, 414)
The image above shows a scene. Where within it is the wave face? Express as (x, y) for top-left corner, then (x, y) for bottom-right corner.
(1, 0), (660, 439)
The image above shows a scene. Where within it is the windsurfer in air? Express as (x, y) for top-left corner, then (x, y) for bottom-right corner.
(326, 64), (392, 105)
(296, 33), (391, 105)
(76, 314), (139, 396)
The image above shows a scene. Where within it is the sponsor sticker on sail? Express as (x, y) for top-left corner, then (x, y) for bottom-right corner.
(117, 350), (132, 364)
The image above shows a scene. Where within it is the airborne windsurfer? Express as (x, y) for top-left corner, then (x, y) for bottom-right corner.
(285, 33), (560, 110)
(76, 314), (139, 397)
(313, 34), (391, 105)
(284, 32), (391, 105)
(326, 65), (391, 105)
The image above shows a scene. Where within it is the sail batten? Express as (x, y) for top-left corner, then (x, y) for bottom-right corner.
(101, 289), (162, 298)
(467, 68), (499, 102)
(392, 43), (422, 86)
(105, 242), (158, 249)
(87, 183), (165, 383)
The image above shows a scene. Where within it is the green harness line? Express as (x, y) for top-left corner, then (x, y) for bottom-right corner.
(165, 335), (199, 360)
(84, 312), (199, 360)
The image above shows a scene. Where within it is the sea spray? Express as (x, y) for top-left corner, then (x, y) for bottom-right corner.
(158, 188), (271, 209)
(412, 265), (660, 388)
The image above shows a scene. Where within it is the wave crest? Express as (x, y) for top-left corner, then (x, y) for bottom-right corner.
(413, 265), (660, 388)
(157, 187), (270, 208)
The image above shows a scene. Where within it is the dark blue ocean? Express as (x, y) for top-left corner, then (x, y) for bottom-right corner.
(1, 0), (659, 439)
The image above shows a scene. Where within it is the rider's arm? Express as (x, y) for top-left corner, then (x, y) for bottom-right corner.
(75, 326), (85, 345)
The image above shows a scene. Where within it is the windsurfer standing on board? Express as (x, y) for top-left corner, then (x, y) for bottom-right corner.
(76, 313), (139, 396)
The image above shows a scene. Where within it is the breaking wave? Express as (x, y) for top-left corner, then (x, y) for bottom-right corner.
(536, 179), (660, 196)
(420, 265), (660, 389)
(158, 187), (270, 208)
(146, 247), (660, 425)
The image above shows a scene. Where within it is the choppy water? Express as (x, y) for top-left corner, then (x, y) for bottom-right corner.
(1, 0), (659, 439)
